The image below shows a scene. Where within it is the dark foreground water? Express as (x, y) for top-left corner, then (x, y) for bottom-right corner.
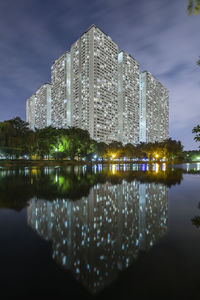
(0, 163), (200, 299)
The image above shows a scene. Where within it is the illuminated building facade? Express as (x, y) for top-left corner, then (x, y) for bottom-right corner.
(35, 83), (51, 129)
(70, 25), (119, 143)
(118, 51), (140, 145)
(27, 178), (168, 294)
(51, 51), (71, 128)
(26, 25), (169, 144)
(26, 83), (51, 130)
(26, 94), (36, 130)
(140, 71), (169, 143)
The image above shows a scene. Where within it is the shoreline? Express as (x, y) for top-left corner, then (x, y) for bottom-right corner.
(0, 159), (197, 167)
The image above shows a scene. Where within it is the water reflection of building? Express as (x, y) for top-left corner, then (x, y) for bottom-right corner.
(27, 181), (168, 294)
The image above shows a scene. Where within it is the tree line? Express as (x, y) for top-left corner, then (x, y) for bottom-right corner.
(0, 117), (184, 161)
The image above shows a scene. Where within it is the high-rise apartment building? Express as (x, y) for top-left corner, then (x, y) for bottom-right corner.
(118, 51), (140, 145)
(70, 25), (119, 143)
(26, 25), (169, 145)
(139, 71), (169, 143)
(26, 94), (36, 130)
(26, 84), (51, 130)
(51, 51), (71, 128)
(35, 83), (51, 129)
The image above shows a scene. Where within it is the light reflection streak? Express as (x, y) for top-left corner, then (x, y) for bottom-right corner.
(155, 163), (159, 173)
(112, 164), (116, 174)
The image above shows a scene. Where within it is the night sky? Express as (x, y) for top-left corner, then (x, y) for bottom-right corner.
(0, 0), (199, 150)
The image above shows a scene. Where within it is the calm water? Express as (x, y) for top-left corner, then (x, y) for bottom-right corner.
(0, 163), (200, 299)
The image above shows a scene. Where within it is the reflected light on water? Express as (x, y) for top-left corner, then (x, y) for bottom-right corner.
(155, 163), (159, 173)
(27, 172), (168, 295)
(44, 167), (49, 175)
(98, 164), (102, 172)
(82, 165), (87, 174)
(31, 168), (38, 175)
(3, 163), (200, 295)
(55, 174), (58, 183)
(132, 164), (138, 171)
(93, 165), (97, 174)
(142, 164), (146, 171)
(24, 167), (29, 176)
(112, 164), (116, 174)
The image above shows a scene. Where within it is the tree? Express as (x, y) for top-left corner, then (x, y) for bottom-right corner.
(135, 139), (183, 162)
(123, 143), (138, 159)
(0, 117), (31, 158)
(34, 126), (59, 158)
(188, 0), (200, 15)
(192, 125), (200, 148)
(94, 142), (108, 160)
(107, 141), (124, 159)
(161, 138), (183, 161)
(50, 127), (95, 160)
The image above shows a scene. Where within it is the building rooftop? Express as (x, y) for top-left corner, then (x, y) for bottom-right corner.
(70, 24), (118, 48)
(141, 70), (168, 90)
(119, 50), (139, 65)
(52, 50), (70, 67)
